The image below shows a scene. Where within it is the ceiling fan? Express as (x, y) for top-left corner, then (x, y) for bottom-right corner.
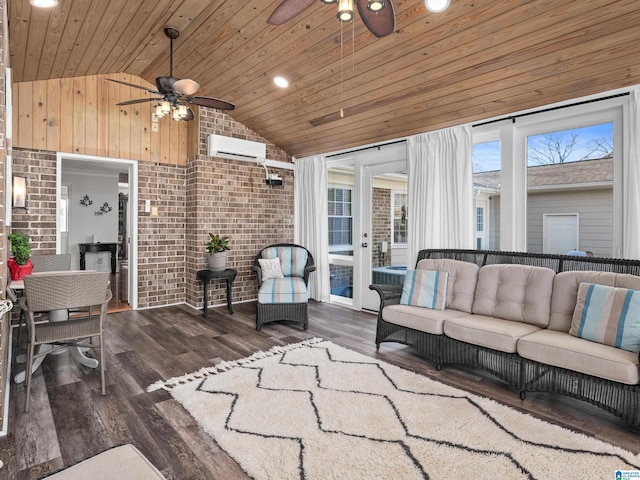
(107, 26), (235, 122)
(268, 0), (395, 38)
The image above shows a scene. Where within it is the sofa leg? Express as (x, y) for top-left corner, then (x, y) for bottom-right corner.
(519, 391), (527, 400)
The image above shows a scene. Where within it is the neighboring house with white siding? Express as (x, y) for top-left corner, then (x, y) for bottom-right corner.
(473, 157), (613, 256)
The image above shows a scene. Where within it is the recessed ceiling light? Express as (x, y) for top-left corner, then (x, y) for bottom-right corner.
(425, 0), (450, 13)
(30, 0), (58, 7)
(274, 76), (289, 88)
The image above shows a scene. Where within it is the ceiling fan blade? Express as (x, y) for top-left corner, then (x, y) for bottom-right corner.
(268, 0), (316, 25)
(184, 106), (195, 121)
(185, 96), (235, 111)
(174, 78), (200, 96)
(106, 78), (159, 94)
(116, 97), (162, 106)
(356, 0), (395, 38)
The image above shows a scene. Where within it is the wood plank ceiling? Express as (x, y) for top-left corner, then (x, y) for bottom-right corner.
(9, 0), (640, 158)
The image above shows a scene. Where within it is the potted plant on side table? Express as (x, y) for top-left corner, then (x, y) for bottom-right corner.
(8, 232), (33, 280)
(205, 233), (230, 272)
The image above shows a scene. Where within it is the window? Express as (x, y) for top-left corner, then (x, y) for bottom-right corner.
(472, 139), (500, 250)
(328, 187), (353, 253)
(391, 191), (407, 245)
(526, 122), (615, 256)
(476, 206), (484, 232)
(472, 94), (624, 256)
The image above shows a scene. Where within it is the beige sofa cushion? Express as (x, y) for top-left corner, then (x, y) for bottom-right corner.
(517, 329), (640, 385)
(549, 271), (640, 332)
(444, 314), (541, 353)
(382, 304), (468, 335)
(416, 258), (479, 313)
(472, 264), (555, 327)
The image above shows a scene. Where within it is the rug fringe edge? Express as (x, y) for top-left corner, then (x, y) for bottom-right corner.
(146, 337), (325, 392)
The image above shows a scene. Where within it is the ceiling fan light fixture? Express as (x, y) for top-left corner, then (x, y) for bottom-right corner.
(154, 104), (165, 118)
(177, 104), (189, 119)
(337, 0), (354, 21)
(321, 0), (338, 3)
(160, 101), (171, 115)
(29, 0), (58, 8)
(367, 0), (385, 12)
(172, 108), (182, 121)
(425, 0), (450, 12)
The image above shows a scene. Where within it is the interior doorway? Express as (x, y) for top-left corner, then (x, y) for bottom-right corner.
(56, 153), (138, 310)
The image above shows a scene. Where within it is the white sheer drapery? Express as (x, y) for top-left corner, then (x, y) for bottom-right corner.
(294, 156), (331, 302)
(623, 89), (640, 259)
(406, 125), (474, 267)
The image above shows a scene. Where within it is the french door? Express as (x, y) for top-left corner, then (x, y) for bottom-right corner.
(327, 143), (407, 311)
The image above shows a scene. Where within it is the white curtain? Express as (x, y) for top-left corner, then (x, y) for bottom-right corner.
(294, 156), (331, 302)
(406, 125), (474, 267)
(623, 89), (640, 259)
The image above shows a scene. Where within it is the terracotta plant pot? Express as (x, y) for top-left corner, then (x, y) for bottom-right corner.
(8, 257), (33, 281)
(207, 251), (228, 272)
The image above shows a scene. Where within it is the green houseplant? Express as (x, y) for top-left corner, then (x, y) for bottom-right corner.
(8, 232), (33, 280)
(205, 234), (230, 271)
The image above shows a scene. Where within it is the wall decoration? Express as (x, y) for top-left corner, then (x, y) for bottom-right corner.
(80, 195), (93, 207)
(100, 202), (112, 213)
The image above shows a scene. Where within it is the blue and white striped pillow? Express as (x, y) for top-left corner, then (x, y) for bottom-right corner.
(570, 283), (640, 353)
(400, 269), (448, 310)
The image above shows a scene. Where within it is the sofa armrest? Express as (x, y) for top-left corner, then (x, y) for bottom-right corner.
(369, 284), (403, 309)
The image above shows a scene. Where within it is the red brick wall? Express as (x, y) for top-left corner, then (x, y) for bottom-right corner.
(10, 149), (57, 253)
(372, 187), (391, 267)
(186, 109), (294, 309)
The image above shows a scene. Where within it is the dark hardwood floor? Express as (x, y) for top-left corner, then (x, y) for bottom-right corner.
(1, 300), (638, 479)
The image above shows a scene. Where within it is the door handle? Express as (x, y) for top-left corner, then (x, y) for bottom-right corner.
(361, 242), (368, 248)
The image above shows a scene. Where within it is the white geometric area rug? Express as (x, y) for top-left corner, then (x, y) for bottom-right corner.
(149, 338), (640, 480)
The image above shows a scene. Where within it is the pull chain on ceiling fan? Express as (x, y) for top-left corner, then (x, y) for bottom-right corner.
(268, 0), (395, 38)
(107, 26), (235, 122)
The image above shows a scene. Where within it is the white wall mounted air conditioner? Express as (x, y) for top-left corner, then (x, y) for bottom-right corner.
(207, 134), (266, 160)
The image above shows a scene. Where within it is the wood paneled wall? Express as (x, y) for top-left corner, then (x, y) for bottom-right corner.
(12, 73), (189, 165)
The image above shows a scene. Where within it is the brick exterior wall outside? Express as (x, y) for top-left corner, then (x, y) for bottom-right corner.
(372, 187), (391, 268)
(186, 108), (294, 309)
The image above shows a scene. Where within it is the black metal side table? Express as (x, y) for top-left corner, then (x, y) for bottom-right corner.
(197, 268), (237, 317)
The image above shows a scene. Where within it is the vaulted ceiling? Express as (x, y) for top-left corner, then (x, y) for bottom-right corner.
(8, 0), (640, 158)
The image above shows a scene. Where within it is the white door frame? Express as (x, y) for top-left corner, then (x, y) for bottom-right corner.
(55, 152), (139, 309)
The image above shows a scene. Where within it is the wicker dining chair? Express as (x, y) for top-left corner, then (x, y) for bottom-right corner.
(252, 243), (316, 331)
(15, 254), (72, 351)
(19, 271), (112, 412)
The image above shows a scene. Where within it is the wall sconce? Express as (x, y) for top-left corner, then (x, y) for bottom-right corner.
(80, 195), (93, 207)
(12, 176), (26, 209)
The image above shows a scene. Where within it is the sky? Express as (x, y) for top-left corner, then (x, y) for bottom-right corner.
(473, 122), (614, 173)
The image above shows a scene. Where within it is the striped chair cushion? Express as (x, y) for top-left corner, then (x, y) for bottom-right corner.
(570, 283), (640, 353)
(400, 269), (449, 310)
(258, 277), (309, 304)
(262, 246), (308, 278)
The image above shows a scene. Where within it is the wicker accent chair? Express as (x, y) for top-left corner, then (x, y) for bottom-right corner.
(19, 271), (112, 412)
(252, 243), (316, 331)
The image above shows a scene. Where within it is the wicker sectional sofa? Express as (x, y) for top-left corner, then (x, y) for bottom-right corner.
(370, 249), (640, 427)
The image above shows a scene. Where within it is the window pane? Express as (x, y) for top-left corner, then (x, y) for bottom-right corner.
(473, 140), (500, 250)
(526, 122), (613, 256)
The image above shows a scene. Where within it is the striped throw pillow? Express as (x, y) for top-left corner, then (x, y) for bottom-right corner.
(570, 283), (640, 353)
(400, 269), (449, 310)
